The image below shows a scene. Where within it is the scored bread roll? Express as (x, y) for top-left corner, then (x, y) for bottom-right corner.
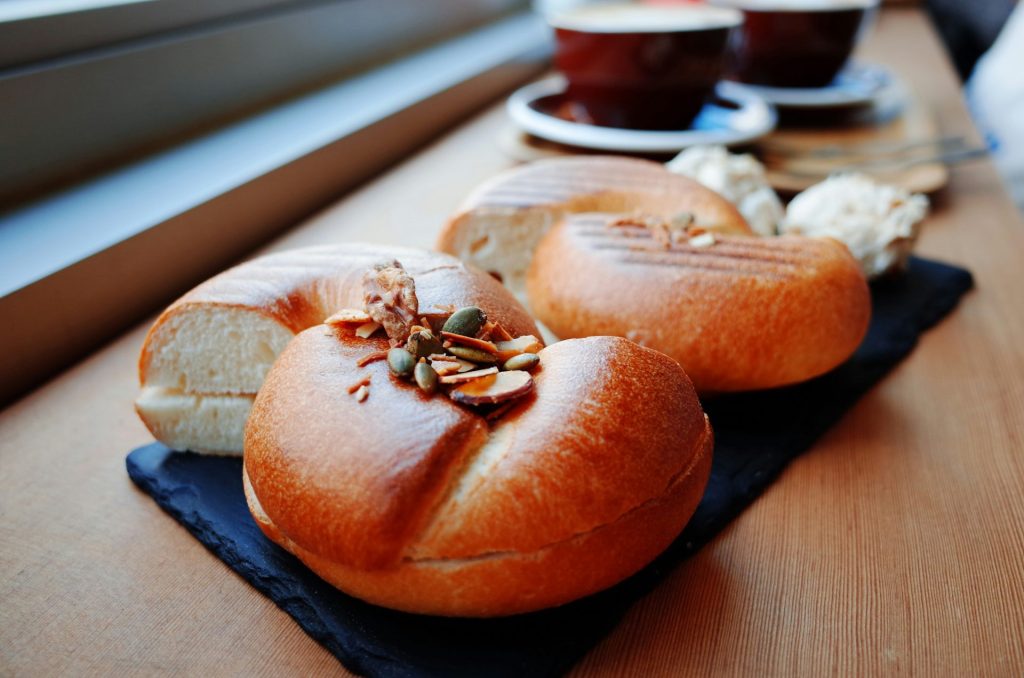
(527, 214), (871, 393)
(136, 245), (538, 455)
(437, 156), (752, 296)
(244, 332), (713, 616)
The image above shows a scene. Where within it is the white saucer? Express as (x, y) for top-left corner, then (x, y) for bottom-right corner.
(718, 63), (891, 109)
(506, 75), (776, 153)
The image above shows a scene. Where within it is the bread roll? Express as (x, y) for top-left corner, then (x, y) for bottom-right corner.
(527, 214), (871, 393)
(244, 333), (713, 616)
(437, 156), (751, 296)
(136, 245), (538, 455)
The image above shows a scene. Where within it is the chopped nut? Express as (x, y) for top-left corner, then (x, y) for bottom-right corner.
(354, 321), (382, 338)
(354, 385), (369, 402)
(671, 212), (695, 230)
(478, 320), (497, 341)
(494, 335), (542, 362)
(439, 366), (499, 385)
(689, 232), (716, 248)
(490, 322), (514, 342)
(356, 350), (388, 367)
(363, 260), (419, 346)
(610, 213), (675, 248)
(428, 353), (459, 362)
(449, 370), (533, 406)
(347, 376), (371, 394)
(324, 308), (372, 325)
(431, 361), (463, 376)
(651, 222), (672, 249)
(610, 213), (663, 229)
(440, 331), (499, 354)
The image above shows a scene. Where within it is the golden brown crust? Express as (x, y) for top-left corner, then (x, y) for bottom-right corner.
(434, 157), (752, 295)
(244, 335), (713, 616)
(138, 244), (540, 387)
(439, 156), (751, 245)
(527, 215), (872, 393)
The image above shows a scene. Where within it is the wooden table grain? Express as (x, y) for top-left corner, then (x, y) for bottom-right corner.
(3, 9), (1023, 676)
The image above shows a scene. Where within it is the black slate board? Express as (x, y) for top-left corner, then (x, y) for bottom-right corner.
(127, 256), (973, 678)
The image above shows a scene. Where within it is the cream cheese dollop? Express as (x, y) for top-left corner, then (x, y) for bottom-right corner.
(781, 173), (929, 279)
(666, 145), (784, 237)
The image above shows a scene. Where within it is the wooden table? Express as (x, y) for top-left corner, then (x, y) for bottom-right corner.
(3, 9), (1023, 676)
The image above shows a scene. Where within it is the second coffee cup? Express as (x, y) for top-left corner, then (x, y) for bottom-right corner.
(549, 3), (743, 130)
(716, 0), (880, 88)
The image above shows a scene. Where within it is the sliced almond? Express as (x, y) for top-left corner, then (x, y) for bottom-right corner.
(438, 366), (498, 385)
(689, 232), (716, 248)
(440, 332), (499, 354)
(431, 358), (475, 376)
(428, 353), (459, 362)
(449, 370), (533, 406)
(431, 361), (463, 376)
(324, 308), (372, 325)
(346, 376), (371, 394)
(354, 385), (369, 402)
(355, 321), (382, 338)
(494, 335), (542, 362)
(455, 359), (478, 373)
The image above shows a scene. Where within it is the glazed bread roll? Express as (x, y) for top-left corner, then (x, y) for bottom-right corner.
(527, 214), (871, 393)
(244, 332), (713, 616)
(437, 156), (751, 296)
(136, 245), (538, 455)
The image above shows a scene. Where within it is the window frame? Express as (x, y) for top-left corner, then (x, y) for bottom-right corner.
(0, 10), (551, 405)
(0, 0), (527, 204)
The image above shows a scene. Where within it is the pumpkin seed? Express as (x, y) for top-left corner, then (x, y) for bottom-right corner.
(442, 306), (486, 338)
(414, 361), (438, 394)
(387, 348), (415, 378)
(503, 352), (539, 372)
(448, 346), (497, 364)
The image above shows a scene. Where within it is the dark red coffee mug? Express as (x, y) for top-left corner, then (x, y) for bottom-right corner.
(549, 3), (743, 130)
(719, 0), (879, 88)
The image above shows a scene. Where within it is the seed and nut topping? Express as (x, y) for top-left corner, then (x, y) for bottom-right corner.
(341, 261), (541, 411)
(414, 361), (438, 394)
(442, 306), (486, 337)
(386, 347), (416, 379)
(363, 260), (419, 346)
(449, 371), (533, 406)
(609, 211), (718, 249)
(503, 352), (539, 372)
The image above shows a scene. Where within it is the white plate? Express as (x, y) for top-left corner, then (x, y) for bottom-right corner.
(506, 75), (776, 153)
(719, 63), (891, 109)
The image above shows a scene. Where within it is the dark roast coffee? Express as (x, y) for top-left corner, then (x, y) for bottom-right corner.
(550, 4), (743, 130)
(719, 0), (879, 88)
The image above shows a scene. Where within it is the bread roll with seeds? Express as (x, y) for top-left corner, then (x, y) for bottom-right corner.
(136, 244), (538, 455)
(244, 333), (713, 616)
(527, 214), (871, 393)
(437, 156), (752, 296)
